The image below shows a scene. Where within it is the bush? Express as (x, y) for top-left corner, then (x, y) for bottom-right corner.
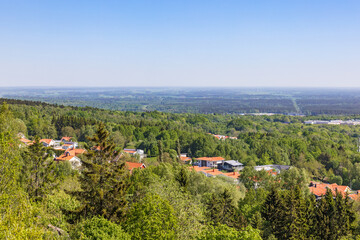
(71, 216), (130, 240)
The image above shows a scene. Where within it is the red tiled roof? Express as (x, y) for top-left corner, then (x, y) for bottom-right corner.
(61, 137), (72, 141)
(55, 155), (76, 161)
(65, 148), (86, 156)
(222, 171), (240, 179)
(20, 138), (31, 143)
(180, 156), (191, 162)
(309, 182), (350, 197)
(195, 157), (225, 162)
(126, 162), (146, 172)
(124, 150), (136, 154)
(349, 193), (360, 201)
(40, 139), (53, 145)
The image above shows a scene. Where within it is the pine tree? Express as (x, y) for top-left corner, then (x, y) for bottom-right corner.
(175, 167), (189, 191)
(261, 187), (283, 238)
(281, 186), (308, 239)
(20, 136), (59, 201)
(314, 188), (336, 240)
(68, 123), (130, 223)
(207, 189), (245, 229)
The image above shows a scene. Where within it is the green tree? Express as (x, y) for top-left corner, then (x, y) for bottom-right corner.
(206, 189), (245, 229)
(68, 123), (130, 223)
(20, 136), (59, 201)
(125, 193), (178, 240)
(197, 224), (261, 240)
(71, 216), (130, 240)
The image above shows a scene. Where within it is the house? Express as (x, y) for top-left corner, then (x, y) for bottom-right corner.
(209, 133), (238, 140)
(349, 192), (360, 201)
(40, 139), (55, 147)
(65, 148), (86, 156)
(19, 138), (32, 146)
(126, 162), (146, 173)
(179, 153), (192, 164)
(61, 137), (72, 142)
(123, 149), (146, 159)
(55, 151), (82, 169)
(195, 157), (225, 168)
(62, 143), (78, 150)
(309, 182), (351, 200)
(220, 160), (243, 172)
(251, 165), (291, 173)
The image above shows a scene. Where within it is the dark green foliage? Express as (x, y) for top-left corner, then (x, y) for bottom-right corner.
(206, 189), (246, 229)
(20, 137), (60, 201)
(314, 189), (355, 240)
(68, 123), (130, 222)
(175, 167), (189, 191)
(262, 187), (355, 240)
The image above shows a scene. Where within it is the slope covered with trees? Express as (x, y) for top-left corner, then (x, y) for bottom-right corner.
(1, 99), (360, 239)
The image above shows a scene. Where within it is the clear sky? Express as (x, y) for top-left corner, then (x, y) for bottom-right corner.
(0, 0), (359, 87)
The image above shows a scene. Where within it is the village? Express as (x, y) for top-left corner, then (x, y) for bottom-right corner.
(18, 133), (360, 202)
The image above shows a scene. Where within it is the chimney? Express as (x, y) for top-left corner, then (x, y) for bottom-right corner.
(315, 184), (317, 188)
(213, 169), (215, 172)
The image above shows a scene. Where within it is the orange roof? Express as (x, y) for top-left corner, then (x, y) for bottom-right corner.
(55, 154), (76, 161)
(65, 148), (86, 156)
(20, 138), (32, 143)
(222, 171), (240, 179)
(124, 150), (136, 154)
(309, 182), (350, 197)
(126, 162), (146, 172)
(349, 193), (360, 201)
(40, 139), (53, 145)
(180, 156), (191, 162)
(61, 137), (72, 141)
(195, 157), (225, 162)
(203, 168), (224, 176)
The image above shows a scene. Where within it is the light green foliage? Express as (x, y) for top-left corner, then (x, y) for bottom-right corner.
(0, 103), (20, 195)
(34, 189), (80, 232)
(197, 224), (262, 240)
(0, 192), (45, 239)
(280, 167), (309, 192)
(71, 216), (130, 240)
(125, 193), (178, 240)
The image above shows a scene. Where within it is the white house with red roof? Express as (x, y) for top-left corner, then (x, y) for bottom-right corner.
(40, 139), (55, 147)
(179, 153), (192, 164)
(55, 151), (81, 169)
(122, 149), (146, 159)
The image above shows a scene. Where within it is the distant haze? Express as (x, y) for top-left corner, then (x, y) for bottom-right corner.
(1, 1), (359, 87)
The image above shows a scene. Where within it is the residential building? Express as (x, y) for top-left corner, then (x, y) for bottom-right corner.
(40, 139), (55, 147)
(55, 151), (82, 169)
(126, 162), (146, 173)
(220, 160), (243, 172)
(195, 157), (225, 168)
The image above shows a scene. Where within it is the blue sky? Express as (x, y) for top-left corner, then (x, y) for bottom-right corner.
(0, 0), (359, 87)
